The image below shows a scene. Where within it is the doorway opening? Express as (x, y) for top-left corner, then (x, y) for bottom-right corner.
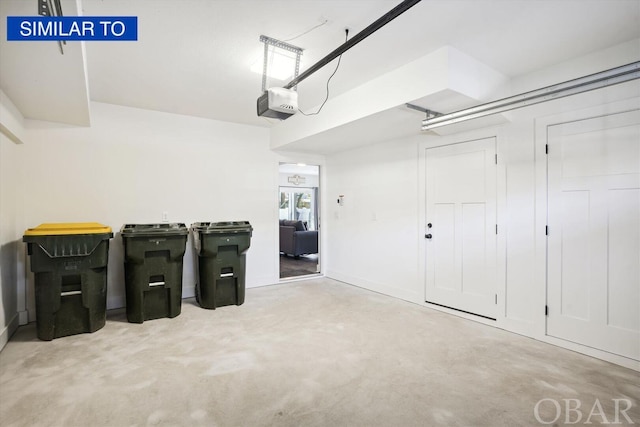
(424, 137), (498, 319)
(278, 163), (320, 279)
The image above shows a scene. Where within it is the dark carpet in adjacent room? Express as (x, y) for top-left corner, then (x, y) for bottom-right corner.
(279, 254), (318, 278)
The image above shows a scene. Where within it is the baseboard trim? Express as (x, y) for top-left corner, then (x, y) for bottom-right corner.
(424, 301), (639, 371)
(247, 276), (281, 288)
(106, 296), (125, 311)
(182, 285), (196, 299)
(539, 335), (640, 372)
(326, 271), (422, 305)
(0, 312), (20, 352)
(18, 310), (28, 325)
(104, 278), (278, 311)
(326, 274), (638, 371)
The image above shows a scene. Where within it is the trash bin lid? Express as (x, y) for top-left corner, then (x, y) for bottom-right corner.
(191, 221), (252, 233)
(121, 223), (188, 237)
(24, 222), (112, 236)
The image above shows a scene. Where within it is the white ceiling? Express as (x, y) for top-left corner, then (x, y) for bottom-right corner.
(1, 0), (639, 129)
(0, 0), (90, 126)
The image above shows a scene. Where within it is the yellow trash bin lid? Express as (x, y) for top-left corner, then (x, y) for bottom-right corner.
(24, 222), (112, 236)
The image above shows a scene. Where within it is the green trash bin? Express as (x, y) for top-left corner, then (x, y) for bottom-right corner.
(23, 223), (113, 341)
(191, 221), (252, 309)
(121, 223), (188, 323)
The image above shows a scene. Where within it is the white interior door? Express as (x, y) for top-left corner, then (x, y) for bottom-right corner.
(547, 109), (640, 361)
(425, 137), (497, 319)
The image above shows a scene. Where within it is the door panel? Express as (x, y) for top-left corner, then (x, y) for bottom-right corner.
(433, 203), (456, 291)
(547, 109), (640, 361)
(425, 137), (497, 319)
(607, 188), (640, 332)
(560, 190), (590, 321)
(462, 203), (487, 297)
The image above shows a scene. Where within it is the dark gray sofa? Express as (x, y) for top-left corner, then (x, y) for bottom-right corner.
(279, 220), (318, 257)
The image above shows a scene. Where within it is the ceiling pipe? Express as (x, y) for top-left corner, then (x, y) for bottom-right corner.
(281, 0), (422, 90)
(422, 61), (640, 131)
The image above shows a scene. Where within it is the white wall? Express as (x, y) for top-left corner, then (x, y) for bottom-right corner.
(0, 133), (23, 349)
(0, 91), (26, 350)
(0, 99), (327, 346)
(20, 102), (278, 314)
(324, 139), (422, 302)
(324, 40), (640, 367)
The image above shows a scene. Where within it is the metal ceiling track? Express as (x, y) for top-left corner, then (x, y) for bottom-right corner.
(281, 0), (422, 91)
(405, 103), (442, 119)
(422, 61), (640, 131)
(259, 35), (303, 92)
(38, 0), (65, 54)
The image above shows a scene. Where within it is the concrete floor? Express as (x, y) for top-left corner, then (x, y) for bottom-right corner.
(1, 278), (638, 426)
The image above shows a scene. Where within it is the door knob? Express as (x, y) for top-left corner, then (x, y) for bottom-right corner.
(425, 233), (432, 239)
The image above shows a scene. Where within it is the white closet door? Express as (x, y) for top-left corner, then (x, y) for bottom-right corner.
(547, 109), (640, 361)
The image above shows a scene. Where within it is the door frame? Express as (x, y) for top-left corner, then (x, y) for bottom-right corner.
(534, 97), (640, 370)
(275, 159), (324, 282)
(418, 130), (507, 328)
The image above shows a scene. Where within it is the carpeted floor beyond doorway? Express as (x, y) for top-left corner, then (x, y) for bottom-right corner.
(0, 278), (638, 426)
(279, 254), (319, 278)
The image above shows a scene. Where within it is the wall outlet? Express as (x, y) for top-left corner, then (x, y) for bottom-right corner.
(162, 211), (168, 222)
